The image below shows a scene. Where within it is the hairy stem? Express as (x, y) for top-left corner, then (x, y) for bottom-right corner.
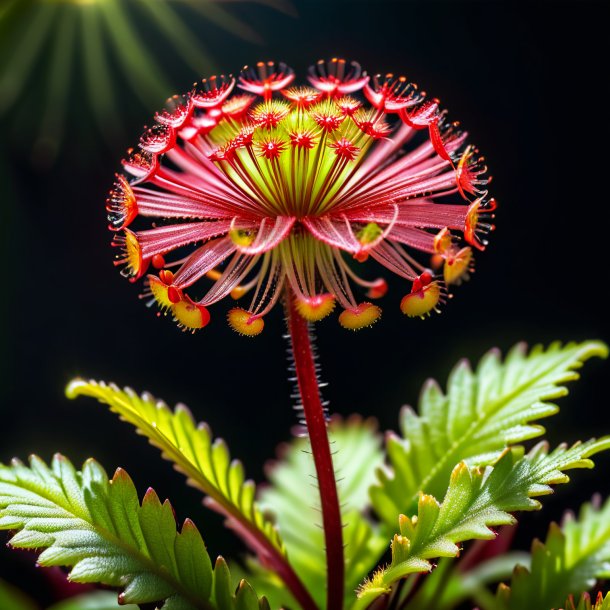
(285, 290), (345, 610)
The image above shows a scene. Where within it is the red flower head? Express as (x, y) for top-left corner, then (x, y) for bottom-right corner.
(108, 58), (495, 335)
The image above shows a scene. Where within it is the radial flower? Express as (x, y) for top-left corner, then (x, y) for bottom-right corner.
(108, 58), (496, 335)
(0, 0), (292, 165)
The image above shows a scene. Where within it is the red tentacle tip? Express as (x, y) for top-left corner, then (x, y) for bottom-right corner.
(465, 198), (498, 251)
(106, 174), (138, 231)
(192, 74), (236, 109)
(367, 278), (388, 299)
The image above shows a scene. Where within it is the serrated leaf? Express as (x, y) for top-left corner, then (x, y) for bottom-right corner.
(497, 497), (610, 610)
(371, 341), (607, 525)
(355, 438), (610, 610)
(248, 418), (386, 608)
(65, 380), (284, 558)
(0, 454), (264, 610)
(211, 557), (269, 610)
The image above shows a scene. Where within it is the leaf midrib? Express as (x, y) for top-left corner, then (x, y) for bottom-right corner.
(8, 475), (213, 610)
(127, 403), (284, 555)
(385, 452), (564, 583)
(405, 352), (578, 513)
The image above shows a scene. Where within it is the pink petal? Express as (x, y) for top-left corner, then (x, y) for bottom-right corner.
(137, 220), (234, 258)
(234, 216), (296, 255)
(134, 187), (237, 220)
(172, 237), (237, 288)
(200, 253), (259, 306)
(304, 207), (398, 254)
(386, 226), (436, 253)
(346, 201), (468, 231)
(303, 216), (361, 253)
(369, 242), (419, 280)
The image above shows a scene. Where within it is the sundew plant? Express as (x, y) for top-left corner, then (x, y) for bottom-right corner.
(2, 58), (610, 610)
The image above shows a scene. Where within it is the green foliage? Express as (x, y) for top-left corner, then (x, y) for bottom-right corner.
(496, 497), (610, 610)
(356, 439), (610, 610)
(247, 417), (386, 608)
(371, 341), (608, 526)
(0, 454), (267, 610)
(565, 592), (610, 610)
(66, 380), (284, 557)
(0, 578), (37, 610)
(400, 552), (530, 610)
(1, 341), (608, 610)
(47, 591), (137, 609)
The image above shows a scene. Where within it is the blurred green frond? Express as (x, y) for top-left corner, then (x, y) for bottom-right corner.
(371, 341), (607, 526)
(400, 552), (530, 610)
(248, 417), (386, 608)
(565, 592), (610, 610)
(0, 578), (37, 610)
(0, 454), (267, 610)
(47, 591), (137, 610)
(497, 497), (610, 610)
(66, 380), (284, 559)
(355, 438), (610, 610)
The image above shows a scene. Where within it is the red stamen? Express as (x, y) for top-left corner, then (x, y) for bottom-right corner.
(329, 137), (360, 161)
(256, 138), (286, 160)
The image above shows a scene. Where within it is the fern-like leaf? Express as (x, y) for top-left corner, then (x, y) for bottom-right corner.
(0, 454), (267, 610)
(66, 380), (283, 555)
(496, 497), (610, 610)
(247, 417), (386, 609)
(371, 341), (607, 525)
(355, 438), (610, 610)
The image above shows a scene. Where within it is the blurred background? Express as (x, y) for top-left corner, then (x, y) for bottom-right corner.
(1, 0), (608, 604)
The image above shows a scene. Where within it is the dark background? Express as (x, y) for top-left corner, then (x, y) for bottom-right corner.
(1, 0), (609, 605)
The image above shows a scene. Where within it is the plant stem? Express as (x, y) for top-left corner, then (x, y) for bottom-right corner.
(285, 290), (344, 610)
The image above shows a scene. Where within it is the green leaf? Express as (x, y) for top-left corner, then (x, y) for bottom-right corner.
(355, 438), (610, 610)
(0, 578), (38, 610)
(0, 454), (264, 610)
(371, 341), (607, 525)
(250, 417), (386, 608)
(212, 557), (270, 610)
(47, 591), (138, 610)
(498, 497), (610, 610)
(400, 552), (530, 610)
(565, 592), (610, 610)
(66, 380), (284, 558)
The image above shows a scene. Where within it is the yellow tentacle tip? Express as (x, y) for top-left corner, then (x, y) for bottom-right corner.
(400, 272), (443, 318)
(295, 293), (336, 322)
(228, 308), (264, 336)
(443, 246), (473, 285)
(148, 274), (175, 311)
(338, 302), (381, 330)
(172, 298), (211, 331)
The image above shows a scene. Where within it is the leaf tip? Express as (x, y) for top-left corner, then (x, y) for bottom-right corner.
(65, 378), (87, 400)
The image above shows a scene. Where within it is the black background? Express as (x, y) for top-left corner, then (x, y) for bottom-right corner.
(1, 0), (609, 605)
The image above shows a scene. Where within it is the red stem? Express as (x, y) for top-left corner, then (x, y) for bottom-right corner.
(285, 291), (345, 610)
